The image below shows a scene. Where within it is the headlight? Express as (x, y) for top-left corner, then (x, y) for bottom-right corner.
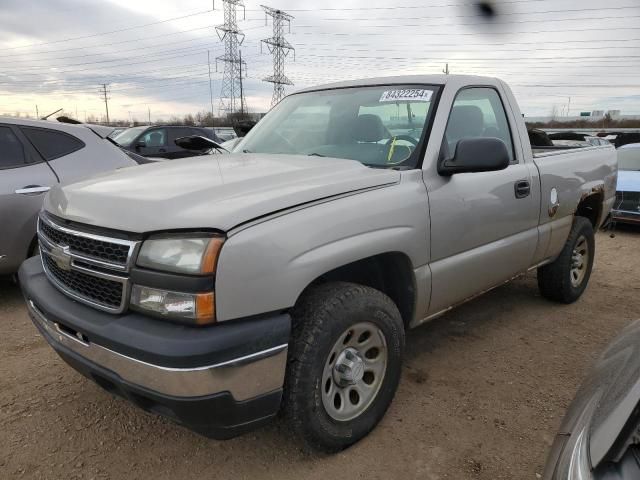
(137, 236), (224, 275)
(130, 286), (215, 325)
(133, 234), (223, 325)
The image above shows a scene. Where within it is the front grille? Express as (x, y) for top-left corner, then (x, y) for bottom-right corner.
(39, 220), (130, 265)
(37, 214), (139, 314)
(43, 254), (123, 308)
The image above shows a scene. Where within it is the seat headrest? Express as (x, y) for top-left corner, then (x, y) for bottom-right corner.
(352, 114), (388, 143)
(448, 105), (484, 142)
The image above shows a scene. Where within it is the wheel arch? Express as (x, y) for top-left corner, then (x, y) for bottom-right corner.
(576, 190), (605, 229)
(294, 252), (417, 327)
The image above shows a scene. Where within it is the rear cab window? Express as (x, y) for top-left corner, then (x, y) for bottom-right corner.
(20, 127), (85, 161)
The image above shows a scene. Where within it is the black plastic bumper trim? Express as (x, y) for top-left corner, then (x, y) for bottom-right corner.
(18, 256), (291, 369)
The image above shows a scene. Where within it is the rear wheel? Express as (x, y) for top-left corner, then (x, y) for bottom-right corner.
(537, 216), (595, 303)
(284, 282), (404, 452)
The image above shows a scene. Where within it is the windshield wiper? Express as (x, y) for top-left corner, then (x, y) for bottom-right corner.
(308, 153), (326, 157)
(242, 148), (252, 153)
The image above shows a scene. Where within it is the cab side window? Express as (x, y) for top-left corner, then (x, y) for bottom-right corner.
(141, 129), (167, 147)
(444, 87), (516, 163)
(0, 126), (27, 169)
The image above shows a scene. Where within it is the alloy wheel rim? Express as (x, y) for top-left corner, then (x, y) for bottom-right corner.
(321, 322), (387, 422)
(570, 235), (590, 288)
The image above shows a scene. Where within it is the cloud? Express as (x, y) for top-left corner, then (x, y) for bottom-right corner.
(1, 0), (640, 120)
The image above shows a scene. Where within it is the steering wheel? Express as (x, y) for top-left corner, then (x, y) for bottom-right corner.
(384, 135), (419, 164)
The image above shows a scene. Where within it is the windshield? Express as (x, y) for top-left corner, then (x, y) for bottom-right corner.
(618, 146), (640, 171)
(111, 126), (147, 147)
(236, 85), (439, 168)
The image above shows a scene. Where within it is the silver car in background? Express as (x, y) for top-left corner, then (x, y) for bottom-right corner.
(0, 117), (137, 275)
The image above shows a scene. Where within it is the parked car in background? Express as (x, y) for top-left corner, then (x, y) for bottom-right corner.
(0, 117), (138, 275)
(107, 127), (126, 139)
(213, 126), (238, 142)
(612, 143), (640, 225)
(587, 137), (612, 147)
(543, 319), (640, 479)
(112, 126), (222, 159)
(19, 75), (616, 452)
(612, 132), (640, 149)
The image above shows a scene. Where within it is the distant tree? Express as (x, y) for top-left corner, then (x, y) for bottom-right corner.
(183, 113), (195, 126)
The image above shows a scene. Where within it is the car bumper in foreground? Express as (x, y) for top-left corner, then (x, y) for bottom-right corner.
(18, 257), (290, 439)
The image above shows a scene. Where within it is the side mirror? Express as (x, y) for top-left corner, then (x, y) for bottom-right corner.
(438, 137), (510, 176)
(135, 140), (146, 149)
(175, 135), (229, 153)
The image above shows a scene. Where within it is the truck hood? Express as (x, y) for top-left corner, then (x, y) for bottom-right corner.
(44, 154), (400, 233)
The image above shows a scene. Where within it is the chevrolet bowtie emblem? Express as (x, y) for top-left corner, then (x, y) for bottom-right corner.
(49, 244), (72, 271)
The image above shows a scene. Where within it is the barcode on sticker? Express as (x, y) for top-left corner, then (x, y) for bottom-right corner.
(380, 89), (433, 103)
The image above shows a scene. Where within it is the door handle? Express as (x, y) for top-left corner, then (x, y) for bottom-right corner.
(514, 180), (530, 199)
(159, 149), (167, 153)
(15, 186), (51, 195)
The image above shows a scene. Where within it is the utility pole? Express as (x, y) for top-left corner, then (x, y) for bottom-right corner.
(215, 0), (247, 115)
(239, 49), (245, 116)
(35, 105), (39, 119)
(567, 96), (571, 117)
(443, 63), (450, 75)
(261, 5), (294, 108)
(99, 83), (110, 125)
(207, 50), (216, 127)
(148, 106), (151, 125)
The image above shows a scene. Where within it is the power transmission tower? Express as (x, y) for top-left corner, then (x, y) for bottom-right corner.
(215, 0), (247, 116)
(99, 83), (110, 125)
(261, 6), (294, 108)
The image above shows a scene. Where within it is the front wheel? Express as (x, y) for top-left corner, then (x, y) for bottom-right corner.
(537, 216), (595, 303)
(284, 282), (405, 452)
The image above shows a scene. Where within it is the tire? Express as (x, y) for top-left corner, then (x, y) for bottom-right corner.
(284, 281), (405, 453)
(537, 216), (595, 304)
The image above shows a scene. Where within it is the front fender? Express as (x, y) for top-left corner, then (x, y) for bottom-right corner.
(215, 176), (429, 321)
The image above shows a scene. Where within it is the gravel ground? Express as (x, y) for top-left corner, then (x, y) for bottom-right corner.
(1, 228), (639, 480)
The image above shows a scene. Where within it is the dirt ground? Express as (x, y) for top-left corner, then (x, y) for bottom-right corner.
(1, 228), (639, 480)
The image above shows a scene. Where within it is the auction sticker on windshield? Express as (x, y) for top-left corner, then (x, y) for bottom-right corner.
(379, 89), (433, 103)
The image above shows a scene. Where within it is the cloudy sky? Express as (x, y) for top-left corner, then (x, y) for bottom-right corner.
(1, 0), (639, 122)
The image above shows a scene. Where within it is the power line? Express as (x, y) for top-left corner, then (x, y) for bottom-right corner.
(244, 0), (560, 12)
(3, 9), (215, 51)
(290, 24), (640, 36)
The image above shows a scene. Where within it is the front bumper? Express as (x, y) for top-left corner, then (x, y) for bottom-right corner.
(19, 257), (291, 439)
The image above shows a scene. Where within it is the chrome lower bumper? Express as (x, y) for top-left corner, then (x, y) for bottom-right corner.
(27, 300), (287, 401)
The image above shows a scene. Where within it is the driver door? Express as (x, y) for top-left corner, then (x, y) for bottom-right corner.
(426, 87), (539, 315)
(136, 128), (168, 158)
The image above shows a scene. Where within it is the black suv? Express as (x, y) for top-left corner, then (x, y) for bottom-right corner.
(112, 126), (222, 159)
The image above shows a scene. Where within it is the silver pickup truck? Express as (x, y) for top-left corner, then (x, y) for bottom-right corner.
(19, 75), (617, 452)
